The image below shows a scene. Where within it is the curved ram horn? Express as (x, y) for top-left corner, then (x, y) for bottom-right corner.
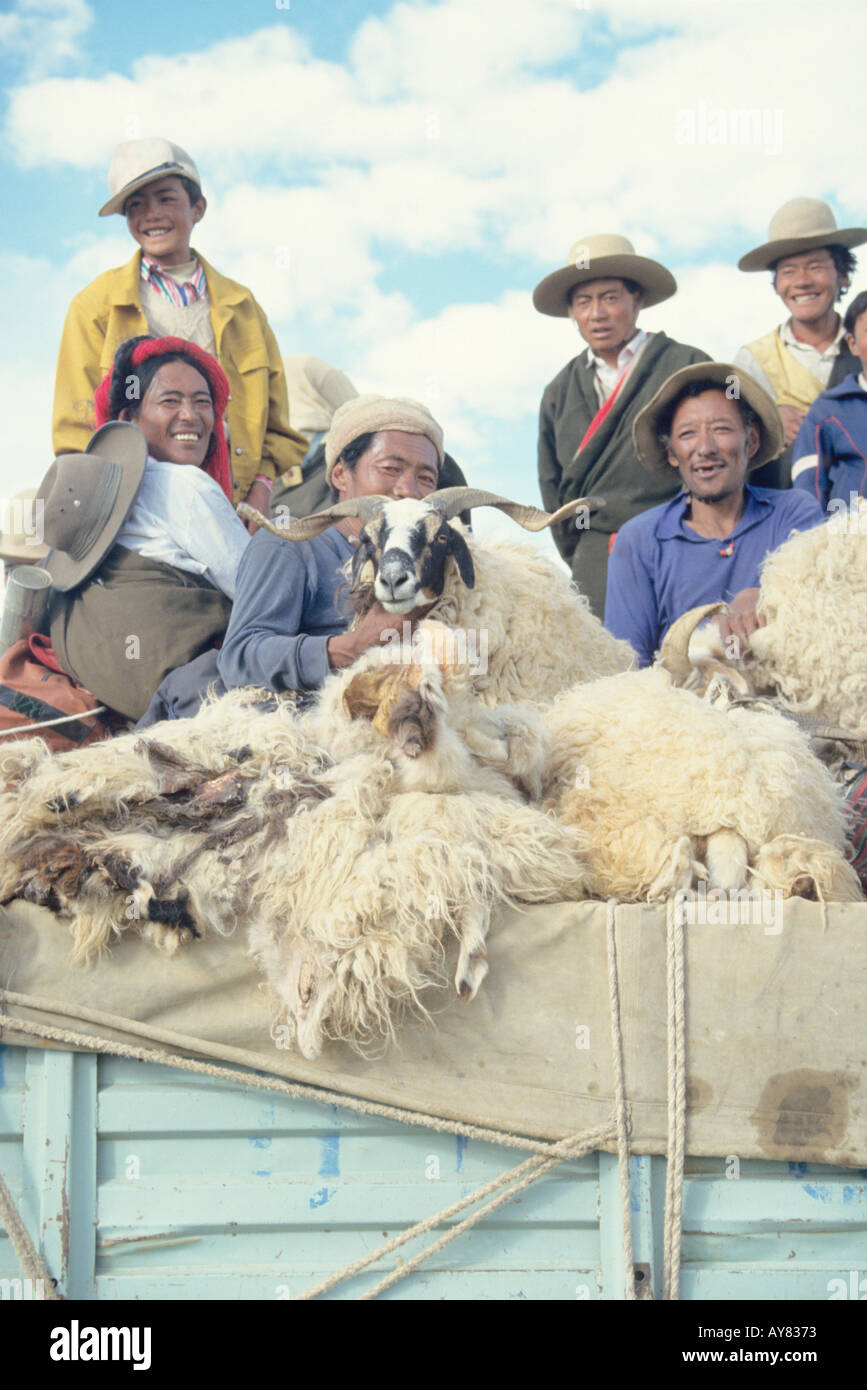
(655, 602), (729, 683)
(237, 495), (392, 542)
(700, 660), (754, 697)
(428, 487), (605, 530)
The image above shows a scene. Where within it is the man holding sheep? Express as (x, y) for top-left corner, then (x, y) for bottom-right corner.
(604, 364), (825, 666)
(218, 396), (445, 694)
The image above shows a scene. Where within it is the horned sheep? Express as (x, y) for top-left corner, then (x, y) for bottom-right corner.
(1, 491), (861, 1061)
(241, 487), (635, 707)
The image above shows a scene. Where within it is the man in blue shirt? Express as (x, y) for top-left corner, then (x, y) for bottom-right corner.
(604, 363), (825, 666)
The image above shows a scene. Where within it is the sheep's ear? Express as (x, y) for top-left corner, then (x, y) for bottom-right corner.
(350, 532), (376, 590)
(447, 526), (475, 588)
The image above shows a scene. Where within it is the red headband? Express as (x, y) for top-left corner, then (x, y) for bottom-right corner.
(93, 336), (233, 501)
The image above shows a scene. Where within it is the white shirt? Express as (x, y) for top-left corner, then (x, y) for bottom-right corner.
(115, 458), (250, 598)
(586, 329), (650, 404)
(733, 317), (848, 400)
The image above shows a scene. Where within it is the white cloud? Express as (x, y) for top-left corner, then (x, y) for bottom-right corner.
(0, 364), (57, 501)
(8, 0), (867, 273)
(0, 0), (93, 79)
(351, 290), (567, 455)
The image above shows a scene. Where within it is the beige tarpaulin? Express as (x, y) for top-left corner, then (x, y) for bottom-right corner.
(1, 898), (865, 1168)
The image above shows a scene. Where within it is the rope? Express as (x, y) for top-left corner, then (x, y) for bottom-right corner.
(294, 1125), (614, 1302)
(0, 1008), (624, 1302)
(605, 898), (637, 1299)
(0, 1171), (61, 1300)
(0, 706), (106, 738)
(662, 896), (687, 1300)
(0, 1006), (595, 1157)
(357, 1139), (591, 1301)
(297, 895), (637, 1301)
(0, 901), (661, 1305)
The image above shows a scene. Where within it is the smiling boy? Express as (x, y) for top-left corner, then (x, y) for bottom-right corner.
(52, 137), (308, 522)
(734, 198), (867, 486)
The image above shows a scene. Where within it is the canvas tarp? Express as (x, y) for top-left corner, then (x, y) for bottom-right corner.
(1, 898), (865, 1168)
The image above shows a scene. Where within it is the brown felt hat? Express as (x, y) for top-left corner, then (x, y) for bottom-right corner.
(38, 422), (148, 591)
(632, 363), (784, 474)
(738, 197), (867, 272)
(532, 232), (677, 317)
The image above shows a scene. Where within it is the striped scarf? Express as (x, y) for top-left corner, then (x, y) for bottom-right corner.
(140, 253), (207, 307)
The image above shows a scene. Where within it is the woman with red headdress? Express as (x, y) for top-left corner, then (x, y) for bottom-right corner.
(46, 335), (250, 722)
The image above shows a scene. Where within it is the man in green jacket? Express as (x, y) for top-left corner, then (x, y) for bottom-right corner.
(534, 232), (709, 616)
(52, 137), (308, 522)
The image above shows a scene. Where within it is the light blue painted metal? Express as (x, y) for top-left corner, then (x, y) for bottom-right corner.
(2, 1044), (866, 1300)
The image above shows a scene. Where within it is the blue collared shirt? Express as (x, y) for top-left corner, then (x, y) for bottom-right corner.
(604, 484), (825, 666)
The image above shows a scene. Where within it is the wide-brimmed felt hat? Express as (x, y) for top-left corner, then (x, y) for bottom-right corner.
(633, 363), (784, 475)
(99, 138), (202, 218)
(738, 197), (867, 272)
(37, 421), (148, 591)
(532, 233), (677, 318)
(0, 489), (50, 564)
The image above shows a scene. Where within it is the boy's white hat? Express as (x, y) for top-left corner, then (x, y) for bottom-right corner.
(99, 138), (202, 217)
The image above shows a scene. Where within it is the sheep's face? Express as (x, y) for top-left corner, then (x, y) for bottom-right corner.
(350, 499), (475, 614)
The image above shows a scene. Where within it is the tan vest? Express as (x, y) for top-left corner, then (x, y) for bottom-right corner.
(745, 328), (824, 411)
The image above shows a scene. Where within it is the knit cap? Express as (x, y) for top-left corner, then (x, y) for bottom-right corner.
(324, 395), (444, 483)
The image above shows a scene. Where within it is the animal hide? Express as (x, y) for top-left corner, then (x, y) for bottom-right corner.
(0, 677), (589, 1058)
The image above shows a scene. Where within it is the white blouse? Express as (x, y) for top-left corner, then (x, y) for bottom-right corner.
(114, 457), (250, 598)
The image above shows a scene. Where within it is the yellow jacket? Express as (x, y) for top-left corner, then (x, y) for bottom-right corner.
(51, 249), (306, 499)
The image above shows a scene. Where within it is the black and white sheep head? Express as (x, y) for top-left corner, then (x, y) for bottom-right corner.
(350, 499), (475, 614)
(238, 487), (603, 614)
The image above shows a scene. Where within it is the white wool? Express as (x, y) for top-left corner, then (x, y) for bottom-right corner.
(543, 667), (861, 902)
(748, 510), (867, 733)
(1, 548), (861, 1060)
(420, 530), (634, 706)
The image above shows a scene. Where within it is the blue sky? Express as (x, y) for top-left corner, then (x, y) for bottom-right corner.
(3, 0), (866, 553)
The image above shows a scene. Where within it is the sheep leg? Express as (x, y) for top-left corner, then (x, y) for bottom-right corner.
(647, 834), (698, 900)
(705, 829), (749, 891)
(455, 902), (490, 1001)
(273, 935), (334, 1061)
